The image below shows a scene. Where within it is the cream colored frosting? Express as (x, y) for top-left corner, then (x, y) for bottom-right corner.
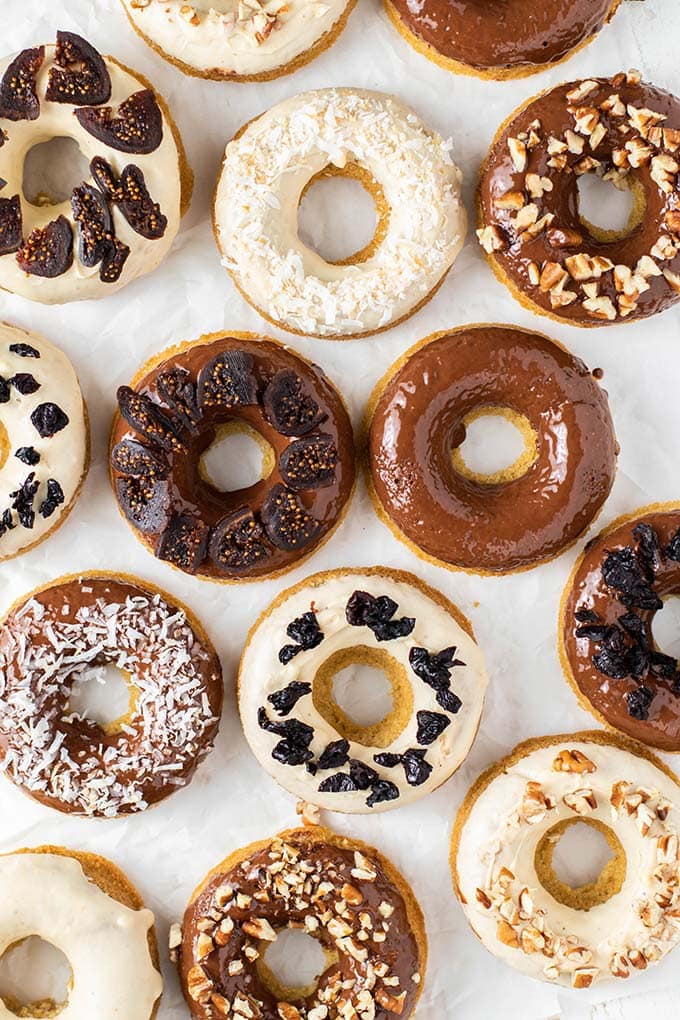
(0, 852), (162, 1019)
(0, 323), (86, 560)
(214, 88), (466, 337)
(121, 0), (352, 77)
(0, 43), (182, 304)
(240, 571), (487, 812)
(455, 738), (680, 988)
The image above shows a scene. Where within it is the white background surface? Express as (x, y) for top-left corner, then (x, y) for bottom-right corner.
(1, 1), (679, 1017)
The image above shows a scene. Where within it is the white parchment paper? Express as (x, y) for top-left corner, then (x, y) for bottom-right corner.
(1, 1), (679, 1017)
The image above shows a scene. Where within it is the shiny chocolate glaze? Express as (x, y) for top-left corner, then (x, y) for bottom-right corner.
(562, 509), (680, 751)
(388, 0), (618, 72)
(109, 336), (356, 581)
(179, 829), (423, 1019)
(368, 325), (617, 573)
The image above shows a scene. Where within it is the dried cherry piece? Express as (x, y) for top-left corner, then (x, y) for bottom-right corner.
(8, 343), (39, 358)
(575, 623), (611, 642)
(650, 651), (678, 680)
(10, 472), (39, 529)
(0, 377), (8, 403)
(601, 547), (662, 611)
(208, 507), (269, 573)
(436, 687), (462, 714)
(261, 483), (320, 551)
(0, 195), (23, 255)
(373, 752), (402, 769)
(10, 373), (40, 395)
(15, 447), (40, 466)
(267, 681), (312, 717)
(257, 709), (315, 766)
(91, 158), (167, 239)
(46, 32), (111, 106)
(318, 773), (358, 794)
(633, 522), (661, 581)
(627, 684), (654, 720)
(198, 350), (257, 410)
(409, 646), (464, 688)
(156, 513), (209, 573)
(117, 386), (183, 452)
(278, 610), (323, 664)
(618, 612), (649, 648)
(111, 439), (167, 480)
(401, 748), (432, 787)
(348, 759), (379, 790)
(667, 528), (680, 562)
(279, 436), (338, 491)
(262, 370), (325, 437)
(31, 402), (69, 437)
(75, 90), (163, 155)
(156, 367), (199, 429)
(16, 216), (73, 278)
(116, 476), (169, 533)
(574, 608), (600, 624)
(366, 779), (399, 808)
(416, 710), (451, 745)
(71, 182), (112, 268)
(39, 479), (64, 519)
(0, 47), (44, 121)
(317, 739), (350, 770)
(0, 509), (15, 536)
(346, 591), (415, 642)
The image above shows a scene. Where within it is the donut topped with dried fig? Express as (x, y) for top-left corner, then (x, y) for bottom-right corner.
(109, 333), (356, 581)
(477, 71), (680, 326)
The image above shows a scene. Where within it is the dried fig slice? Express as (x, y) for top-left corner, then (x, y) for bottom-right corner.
(0, 195), (23, 255)
(99, 237), (130, 283)
(262, 370), (326, 437)
(75, 90), (163, 155)
(0, 47), (45, 121)
(156, 367), (200, 429)
(46, 31), (111, 106)
(117, 385), (184, 452)
(279, 435), (339, 490)
(156, 514), (209, 573)
(261, 483), (321, 551)
(208, 507), (270, 573)
(115, 475), (170, 534)
(91, 158), (167, 239)
(111, 439), (167, 480)
(198, 350), (257, 410)
(71, 182), (112, 268)
(16, 216), (73, 278)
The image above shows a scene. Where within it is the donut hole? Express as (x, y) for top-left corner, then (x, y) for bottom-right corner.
(257, 928), (335, 1001)
(0, 420), (9, 472)
(576, 171), (645, 243)
(298, 164), (389, 266)
(22, 137), (90, 208)
(198, 421), (275, 494)
(65, 663), (138, 735)
(0, 936), (73, 1017)
(450, 406), (538, 485)
(534, 818), (626, 911)
(651, 595), (680, 659)
(312, 646), (413, 748)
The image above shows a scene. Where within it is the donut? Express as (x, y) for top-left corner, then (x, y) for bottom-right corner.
(384, 1), (621, 81)
(560, 504), (680, 752)
(477, 71), (680, 327)
(0, 571), (223, 817)
(119, 0), (358, 82)
(214, 89), (466, 339)
(176, 825), (426, 1019)
(366, 324), (617, 575)
(451, 730), (680, 989)
(0, 30), (192, 304)
(0, 322), (88, 561)
(0, 845), (161, 1018)
(109, 332), (356, 582)
(239, 568), (487, 813)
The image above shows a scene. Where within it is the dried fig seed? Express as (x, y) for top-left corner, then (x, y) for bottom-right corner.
(91, 158), (167, 240)
(111, 438), (167, 479)
(279, 435), (339, 490)
(262, 370), (326, 437)
(117, 385), (183, 452)
(0, 46), (45, 121)
(0, 195), (23, 255)
(208, 506), (270, 573)
(156, 367), (199, 429)
(261, 483), (320, 551)
(116, 475), (170, 533)
(75, 89), (163, 155)
(16, 216), (73, 278)
(46, 31), (111, 106)
(198, 350), (257, 410)
(99, 237), (130, 283)
(71, 182), (112, 268)
(156, 514), (209, 573)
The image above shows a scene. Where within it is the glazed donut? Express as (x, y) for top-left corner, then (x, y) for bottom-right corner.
(176, 826), (426, 1019)
(0, 322), (88, 561)
(451, 731), (680, 989)
(119, 0), (358, 82)
(0, 30), (191, 304)
(239, 568), (487, 813)
(214, 89), (466, 339)
(366, 324), (617, 575)
(109, 332), (356, 582)
(477, 72), (680, 327)
(384, 1), (621, 81)
(0, 845), (161, 1018)
(0, 572), (222, 817)
(560, 504), (680, 752)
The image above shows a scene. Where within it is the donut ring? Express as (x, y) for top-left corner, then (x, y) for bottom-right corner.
(366, 324), (617, 575)
(0, 31), (192, 304)
(0, 845), (162, 1019)
(239, 567), (488, 813)
(451, 730), (680, 989)
(214, 89), (466, 339)
(177, 826), (426, 1019)
(560, 503), (680, 753)
(0, 322), (88, 561)
(477, 72), (680, 327)
(119, 0), (358, 83)
(109, 332), (356, 582)
(0, 571), (223, 817)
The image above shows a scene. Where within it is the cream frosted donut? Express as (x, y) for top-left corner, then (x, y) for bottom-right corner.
(452, 732), (680, 989)
(239, 568), (487, 813)
(214, 89), (466, 339)
(120, 0), (358, 82)
(0, 323), (87, 561)
(0, 31), (189, 304)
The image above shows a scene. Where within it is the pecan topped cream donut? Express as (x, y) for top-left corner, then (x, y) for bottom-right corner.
(176, 826), (426, 1019)
(477, 72), (680, 326)
(560, 505), (680, 752)
(109, 333), (356, 582)
(0, 31), (191, 303)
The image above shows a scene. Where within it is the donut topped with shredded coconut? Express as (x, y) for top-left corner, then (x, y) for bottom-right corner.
(0, 573), (222, 818)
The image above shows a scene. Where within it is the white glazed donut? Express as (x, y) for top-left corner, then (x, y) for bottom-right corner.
(239, 568), (488, 813)
(452, 732), (680, 989)
(120, 0), (357, 81)
(214, 89), (466, 339)
(0, 323), (87, 561)
(0, 31), (187, 304)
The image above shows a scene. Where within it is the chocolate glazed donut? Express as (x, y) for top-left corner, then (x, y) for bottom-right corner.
(109, 333), (356, 581)
(367, 324), (617, 575)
